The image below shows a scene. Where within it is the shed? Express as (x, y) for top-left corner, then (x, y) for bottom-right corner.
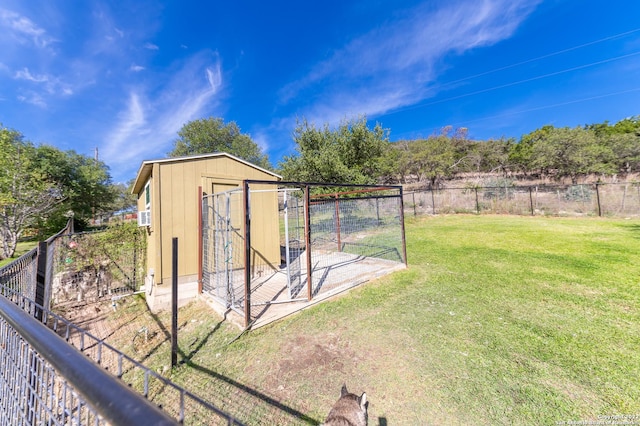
(131, 153), (281, 311)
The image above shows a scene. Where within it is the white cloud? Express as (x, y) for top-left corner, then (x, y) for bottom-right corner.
(102, 50), (224, 179)
(13, 67), (73, 96)
(107, 92), (147, 148)
(0, 8), (56, 48)
(279, 0), (541, 124)
(17, 92), (47, 108)
(251, 130), (271, 153)
(14, 67), (49, 83)
(130, 64), (145, 72)
(206, 64), (222, 92)
(144, 42), (159, 50)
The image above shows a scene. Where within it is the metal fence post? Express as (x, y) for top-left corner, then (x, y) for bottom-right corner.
(304, 185), (313, 301)
(334, 194), (342, 251)
(529, 187), (534, 216)
(475, 187), (480, 214)
(412, 192), (417, 216)
(431, 188), (436, 214)
(243, 181), (252, 326)
(197, 186), (203, 295)
(171, 237), (178, 368)
(35, 242), (47, 321)
(399, 187), (408, 265)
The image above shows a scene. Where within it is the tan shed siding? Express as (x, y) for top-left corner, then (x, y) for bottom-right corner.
(161, 162), (188, 282)
(249, 184), (280, 266)
(176, 162), (188, 277)
(184, 162), (199, 279)
(151, 163), (162, 284)
(142, 155), (280, 290)
(177, 160), (198, 278)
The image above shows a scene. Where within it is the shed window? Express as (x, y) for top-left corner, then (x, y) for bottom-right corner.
(144, 181), (151, 209)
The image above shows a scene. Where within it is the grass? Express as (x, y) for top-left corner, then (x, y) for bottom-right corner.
(95, 215), (640, 425)
(0, 241), (37, 268)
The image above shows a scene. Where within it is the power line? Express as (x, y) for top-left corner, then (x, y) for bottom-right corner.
(423, 51), (640, 107)
(379, 50), (640, 118)
(391, 87), (640, 140)
(437, 27), (640, 90)
(453, 87), (640, 128)
(377, 27), (640, 120)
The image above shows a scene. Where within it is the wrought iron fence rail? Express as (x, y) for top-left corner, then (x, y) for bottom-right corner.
(0, 281), (245, 425)
(0, 228), (245, 425)
(0, 289), (178, 425)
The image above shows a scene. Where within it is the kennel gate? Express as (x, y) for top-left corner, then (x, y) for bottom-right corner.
(202, 189), (243, 312)
(202, 187), (305, 315)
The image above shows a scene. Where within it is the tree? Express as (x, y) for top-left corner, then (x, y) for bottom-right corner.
(109, 179), (138, 214)
(511, 125), (555, 177)
(588, 116), (640, 137)
(467, 138), (514, 176)
(32, 146), (116, 235)
(530, 126), (614, 184)
(379, 140), (411, 184)
(169, 117), (271, 169)
(278, 116), (389, 184)
(0, 127), (62, 259)
(602, 133), (640, 174)
(407, 136), (457, 187)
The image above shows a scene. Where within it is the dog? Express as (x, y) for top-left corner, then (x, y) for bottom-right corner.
(322, 384), (368, 426)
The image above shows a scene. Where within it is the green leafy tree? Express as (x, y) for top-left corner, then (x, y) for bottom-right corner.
(588, 116), (640, 137)
(601, 133), (640, 174)
(379, 141), (411, 184)
(407, 136), (457, 187)
(511, 125), (555, 177)
(32, 146), (116, 234)
(169, 117), (271, 169)
(0, 127), (62, 259)
(278, 116), (389, 184)
(530, 126), (613, 184)
(611, 116), (640, 135)
(109, 179), (138, 214)
(468, 138), (514, 176)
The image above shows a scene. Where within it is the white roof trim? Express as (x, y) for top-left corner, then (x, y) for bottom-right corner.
(141, 152), (280, 177)
(132, 152), (281, 194)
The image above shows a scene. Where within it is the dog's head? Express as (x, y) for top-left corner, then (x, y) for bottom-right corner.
(323, 384), (368, 426)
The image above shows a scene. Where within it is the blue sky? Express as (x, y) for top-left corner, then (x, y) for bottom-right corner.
(1, 0), (639, 183)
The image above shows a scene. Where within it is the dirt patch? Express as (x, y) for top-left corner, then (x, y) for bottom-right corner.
(277, 334), (355, 377)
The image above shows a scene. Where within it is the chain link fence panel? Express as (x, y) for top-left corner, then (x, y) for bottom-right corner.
(405, 183), (640, 217)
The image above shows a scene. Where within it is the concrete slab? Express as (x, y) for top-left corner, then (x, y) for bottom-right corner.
(201, 252), (406, 329)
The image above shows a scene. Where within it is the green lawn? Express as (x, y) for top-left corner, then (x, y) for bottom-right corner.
(0, 241), (37, 268)
(102, 215), (640, 425)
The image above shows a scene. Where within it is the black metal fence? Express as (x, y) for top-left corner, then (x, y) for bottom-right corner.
(404, 182), (640, 217)
(0, 221), (244, 425)
(0, 286), (177, 425)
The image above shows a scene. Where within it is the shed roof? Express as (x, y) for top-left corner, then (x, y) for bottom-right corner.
(131, 152), (282, 194)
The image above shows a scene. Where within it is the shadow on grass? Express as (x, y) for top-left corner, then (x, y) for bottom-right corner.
(620, 223), (640, 238)
(178, 356), (321, 425)
(143, 306), (320, 425)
